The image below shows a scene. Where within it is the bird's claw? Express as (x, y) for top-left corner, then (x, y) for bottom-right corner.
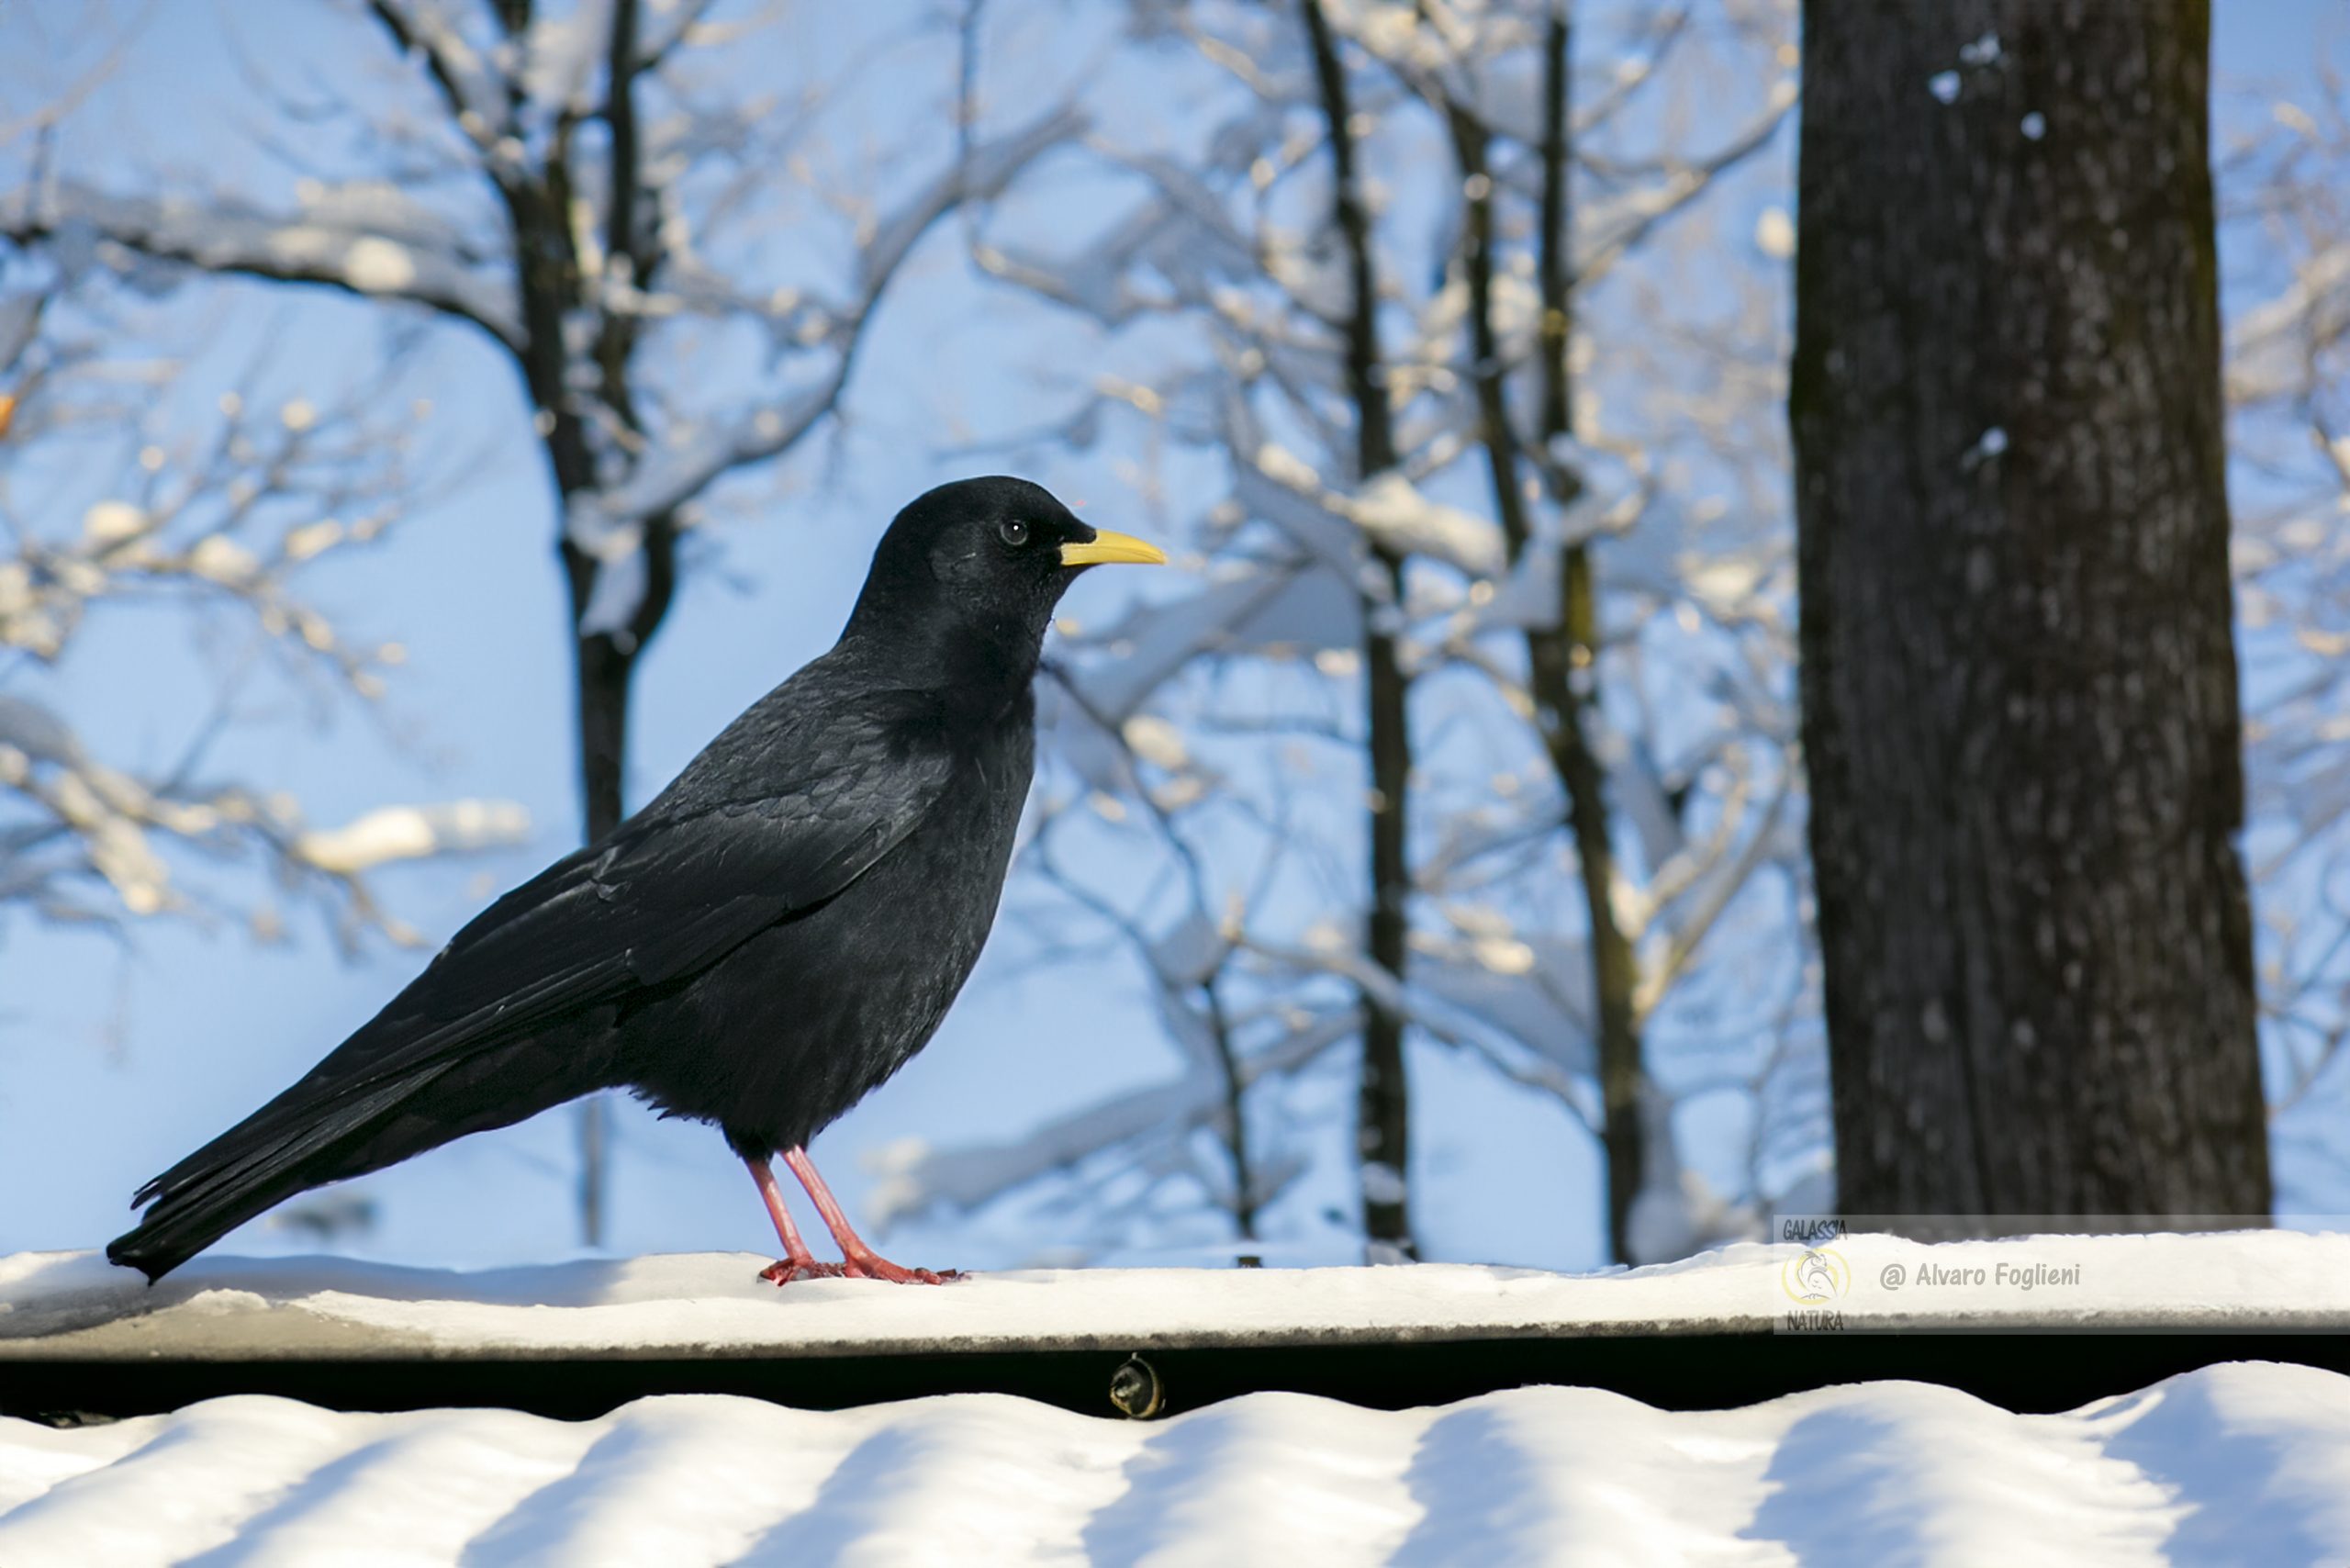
(757, 1255), (961, 1285)
(842, 1256), (963, 1284)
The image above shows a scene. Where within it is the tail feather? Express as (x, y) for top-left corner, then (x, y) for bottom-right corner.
(107, 1067), (453, 1282)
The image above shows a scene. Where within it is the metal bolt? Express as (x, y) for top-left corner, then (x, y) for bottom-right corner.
(1109, 1352), (1165, 1420)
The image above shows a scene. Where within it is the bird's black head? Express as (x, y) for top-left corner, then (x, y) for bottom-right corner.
(841, 476), (1163, 682)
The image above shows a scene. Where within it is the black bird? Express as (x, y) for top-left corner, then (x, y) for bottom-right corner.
(108, 477), (1164, 1285)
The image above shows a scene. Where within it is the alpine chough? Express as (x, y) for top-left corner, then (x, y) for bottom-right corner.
(108, 476), (1164, 1284)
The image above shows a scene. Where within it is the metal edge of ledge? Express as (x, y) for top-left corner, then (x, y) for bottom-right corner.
(3, 1299), (2346, 1367)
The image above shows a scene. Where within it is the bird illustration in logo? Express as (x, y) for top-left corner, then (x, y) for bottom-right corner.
(1784, 1247), (1849, 1304)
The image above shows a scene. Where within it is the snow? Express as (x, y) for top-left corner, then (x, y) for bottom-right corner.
(1413, 930), (1595, 1074)
(2233, 247), (2350, 397)
(5, 1366), (2349, 1563)
(1343, 474), (1506, 578)
(292, 800), (532, 875)
(375, 0), (509, 142)
(79, 501), (146, 545)
(5, 1240), (2350, 1562)
(572, 531), (652, 641)
(340, 236), (421, 295)
(7, 1232), (2347, 1359)
(1960, 32), (2003, 66)
(1964, 426), (2011, 468)
(1236, 452), (1506, 582)
(1046, 560), (1358, 778)
(5, 182), (523, 344)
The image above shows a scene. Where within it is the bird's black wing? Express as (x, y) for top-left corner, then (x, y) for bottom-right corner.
(133, 698), (957, 1198)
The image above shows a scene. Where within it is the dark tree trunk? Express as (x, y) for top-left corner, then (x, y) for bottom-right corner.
(1360, 560), (1415, 1254)
(559, 531), (679, 846)
(558, 515), (677, 1249)
(1792, 0), (2270, 1218)
(1305, 0), (1417, 1257)
(496, 0), (683, 1247)
(1443, 19), (1650, 1261)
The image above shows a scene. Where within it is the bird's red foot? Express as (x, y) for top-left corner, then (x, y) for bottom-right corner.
(759, 1258), (852, 1285)
(841, 1254), (962, 1284)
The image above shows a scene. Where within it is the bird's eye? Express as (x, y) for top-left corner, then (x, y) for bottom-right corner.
(999, 520), (1031, 548)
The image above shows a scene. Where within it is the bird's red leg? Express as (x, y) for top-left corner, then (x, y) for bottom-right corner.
(783, 1146), (960, 1283)
(746, 1156), (849, 1285)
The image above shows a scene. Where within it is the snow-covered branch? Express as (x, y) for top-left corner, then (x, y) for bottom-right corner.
(867, 1006), (1356, 1231)
(2, 179), (522, 346)
(0, 286), (528, 947)
(363, 0), (514, 154)
(580, 110), (1083, 540)
(565, 100), (1083, 632)
(2221, 66), (2350, 1163)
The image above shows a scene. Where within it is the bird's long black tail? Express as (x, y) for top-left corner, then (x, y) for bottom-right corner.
(111, 1002), (617, 1282)
(106, 1066), (458, 1282)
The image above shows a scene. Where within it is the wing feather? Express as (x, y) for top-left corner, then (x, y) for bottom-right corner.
(366, 723), (953, 1079)
(135, 694), (956, 1201)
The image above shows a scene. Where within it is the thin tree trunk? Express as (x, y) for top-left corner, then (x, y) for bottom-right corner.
(500, 0), (684, 1246)
(1361, 570), (1414, 1253)
(559, 521), (676, 1248)
(1205, 976), (1259, 1239)
(1533, 14), (1649, 1265)
(1444, 9), (1648, 1262)
(1304, 0), (1416, 1258)
(1792, 0), (2270, 1219)
(560, 534), (679, 845)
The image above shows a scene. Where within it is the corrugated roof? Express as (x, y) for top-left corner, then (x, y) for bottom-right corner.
(6, 1365), (2350, 1563)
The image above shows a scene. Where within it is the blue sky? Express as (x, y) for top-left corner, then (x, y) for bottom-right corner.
(1, 0), (2340, 1276)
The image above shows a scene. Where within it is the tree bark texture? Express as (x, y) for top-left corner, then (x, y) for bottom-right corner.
(1792, 0), (2270, 1217)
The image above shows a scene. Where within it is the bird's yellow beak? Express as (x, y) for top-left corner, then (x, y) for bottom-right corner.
(1059, 529), (1168, 568)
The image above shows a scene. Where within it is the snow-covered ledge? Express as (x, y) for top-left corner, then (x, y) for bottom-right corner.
(5, 1231), (2345, 1363)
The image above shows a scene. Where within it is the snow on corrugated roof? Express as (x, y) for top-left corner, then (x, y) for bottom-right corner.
(6, 1229), (2348, 1361)
(4, 1365), (2349, 1563)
